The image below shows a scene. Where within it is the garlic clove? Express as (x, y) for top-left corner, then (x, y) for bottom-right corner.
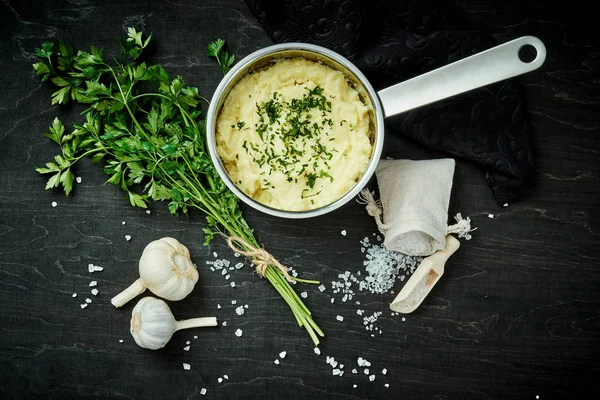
(130, 297), (217, 350)
(138, 237), (199, 301)
(111, 237), (199, 308)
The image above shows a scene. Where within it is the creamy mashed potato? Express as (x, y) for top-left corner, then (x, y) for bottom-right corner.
(216, 57), (373, 211)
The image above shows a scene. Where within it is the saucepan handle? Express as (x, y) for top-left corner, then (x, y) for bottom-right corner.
(377, 36), (546, 118)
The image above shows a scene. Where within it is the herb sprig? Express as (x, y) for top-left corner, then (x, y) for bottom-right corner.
(33, 28), (323, 345)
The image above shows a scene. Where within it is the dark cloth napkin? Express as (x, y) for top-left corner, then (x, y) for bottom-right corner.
(243, 0), (535, 205)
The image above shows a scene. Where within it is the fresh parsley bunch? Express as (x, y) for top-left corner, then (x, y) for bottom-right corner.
(33, 28), (323, 345)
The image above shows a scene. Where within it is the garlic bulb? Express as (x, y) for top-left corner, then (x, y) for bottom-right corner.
(111, 237), (199, 307)
(130, 297), (217, 350)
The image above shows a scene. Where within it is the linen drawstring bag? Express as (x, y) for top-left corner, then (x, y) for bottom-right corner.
(358, 159), (472, 256)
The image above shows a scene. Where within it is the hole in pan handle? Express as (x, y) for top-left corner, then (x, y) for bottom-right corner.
(377, 36), (547, 118)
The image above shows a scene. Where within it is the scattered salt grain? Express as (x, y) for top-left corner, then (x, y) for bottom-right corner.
(235, 306), (245, 315)
(225, 274), (230, 280)
(122, 221), (126, 225)
(244, 304), (248, 309)
(183, 346), (190, 351)
(352, 368), (358, 374)
(230, 282), (236, 288)
(85, 298), (92, 304)
(183, 363), (191, 370)
(91, 288), (98, 296)
(213, 252), (218, 257)
(314, 347), (321, 355)
(72, 293), (77, 298)
(88, 263), (103, 272)
(89, 281), (97, 287)
(318, 284), (326, 292)
(217, 304), (221, 309)
(382, 368), (387, 375)
(119, 339), (123, 343)
(194, 336), (198, 339)
(332, 369), (340, 376)
(503, 203), (509, 207)
(200, 388), (207, 396)
(274, 359), (280, 365)
(300, 291), (308, 298)
(384, 383), (389, 388)
(223, 375), (229, 380)
(51, 201), (57, 208)
(125, 235), (132, 241)
(341, 229), (347, 236)
(146, 210), (151, 214)
(222, 269), (228, 276)
(488, 214), (494, 219)
(402, 317), (406, 322)
(76, 176), (82, 183)
(369, 375), (376, 382)
(235, 328), (242, 337)
(235, 262), (244, 269)
(336, 315), (344, 322)
(80, 303), (87, 309)
(231, 300), (237, 305)
(218, 377), (223, 383)
(364, 368), (369, 374)
(353, 384), (357, 388)
(330, 298), (334, 303)
(222, 321), (227, 327)
(279, 351), (287, 359)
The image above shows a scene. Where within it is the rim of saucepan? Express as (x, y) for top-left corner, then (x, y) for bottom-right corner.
(206, 43), (385, 219)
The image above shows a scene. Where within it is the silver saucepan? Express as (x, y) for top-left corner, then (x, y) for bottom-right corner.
(206, 36), (546, 218)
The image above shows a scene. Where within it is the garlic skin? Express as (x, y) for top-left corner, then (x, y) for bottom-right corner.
(130, 297), (217, 350)
(111, 237), (199, 308)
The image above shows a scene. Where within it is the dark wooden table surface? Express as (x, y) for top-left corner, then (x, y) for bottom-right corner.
(1, 1), (598, 399)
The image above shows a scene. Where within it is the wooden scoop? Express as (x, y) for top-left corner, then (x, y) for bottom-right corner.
(390, 235), (460, 314)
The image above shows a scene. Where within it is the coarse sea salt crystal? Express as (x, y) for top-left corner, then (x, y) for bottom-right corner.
(213, 252), (218, 257)
(51, 201), (57, 208)
(146, 210), (151, 214)
(218, 377), (223, 383)
(352, 368), (357, 374)
(274, 359), (280, 365)
(336, 315), (344, 322)
(318, 284), (326, 292)
(200, 388), (207, 395)
(80, 303), (87, 309)
(186, 341), (190, 345)
(235, 328), (242, 337)
(235, 306), (245, 315)
(235, 262), (244, 269)
(488, 214), (494, 218)
(300, 291), (308, 298)
(232, 300), (237, 305)
(217, 304), (221, 309)
(89, 281), (97, 287)
(122, 221), (126, 225)
(183, 346), (190, 351)
(384, 383), (389, 388)
(279, 351), (287, 359)
(382, 368), (387, 375)
(91, 288), (98, 296)
(223, 375), (229, 380)
(369, 375), (376, 382)
(230, 282), (236, 288)
(341, 229), (347, 236)
(332, 369), (340, 376)
(314, 347), (321, 355)
(183, 363), (191, 370)
(119, 339), (123, 343)
(353, 384), (357, 388)
(222, 321), (227, 326)
(76, 176), (82, 183)
(85, 298), (92, 304)
(125, 235), (132, 241)
(72, 293), (77, 298)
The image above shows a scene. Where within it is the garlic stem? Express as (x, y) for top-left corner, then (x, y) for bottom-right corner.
(111, 278), (147, 308)
(174, 317), (218, 331)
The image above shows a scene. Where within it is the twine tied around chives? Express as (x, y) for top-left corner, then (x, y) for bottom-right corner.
(226, 236), (294, 283)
